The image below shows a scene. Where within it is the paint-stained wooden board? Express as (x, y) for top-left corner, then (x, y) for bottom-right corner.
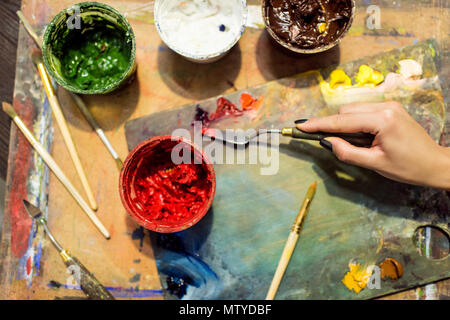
(125, 40), (449, 300)
(0, 0), (449, 299)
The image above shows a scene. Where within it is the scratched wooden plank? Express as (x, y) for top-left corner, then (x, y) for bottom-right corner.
(0, 23), (53, 297)
(1, 0), (448, 299)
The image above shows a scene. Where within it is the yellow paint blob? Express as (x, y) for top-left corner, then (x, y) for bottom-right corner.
(319, 65), (385, 96)
(355, 65), (384, 87)
(329, 69), (352, 89)
(318, 22), (327, 33)
(342, 263), (372, 293)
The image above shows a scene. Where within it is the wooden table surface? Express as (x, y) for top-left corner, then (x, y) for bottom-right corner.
(0, 0), (21, 180)
(0, 0), (448, 300)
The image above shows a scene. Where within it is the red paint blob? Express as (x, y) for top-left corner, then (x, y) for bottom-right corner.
(119, 136), (216, 233)
(26, 256), (32, 275)
(194, 97), (244, 127)
(210, 97), (244, 120)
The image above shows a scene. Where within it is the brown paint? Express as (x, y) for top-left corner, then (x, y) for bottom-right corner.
(379, 258), (404, 281)
(264, 0), (353, 49)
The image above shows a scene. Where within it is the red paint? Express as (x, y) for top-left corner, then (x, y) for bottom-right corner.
(26, 256), (32, 275)
(134, 163), (209, 222)
(194, 97), (242, 127)
(8, 98), (34, 257)
(201, 127), (217, 138)
(209, 97), (244, 120)
(119, 136), (216, 233)
(194, 95), (264, 128)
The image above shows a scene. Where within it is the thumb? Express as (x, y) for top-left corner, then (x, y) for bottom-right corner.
(323, 137), (380, 169)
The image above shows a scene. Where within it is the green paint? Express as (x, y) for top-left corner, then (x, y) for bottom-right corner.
(61, 29), (130, 91)
(42, 2), (136, 94)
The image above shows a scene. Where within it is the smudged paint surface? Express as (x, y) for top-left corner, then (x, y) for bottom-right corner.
(151, 212), (222, 299)
(48, 281), (163, 298)
(131, 227), (145, 250)
(8, 89), (53, 286)
(8, 99), (34, 258)
(124, 40), (449, 300)
(193, 94), (264, 127)
(129, 273), (141, 283)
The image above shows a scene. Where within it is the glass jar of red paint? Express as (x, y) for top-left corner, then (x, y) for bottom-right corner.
(119, 135), (216, 233)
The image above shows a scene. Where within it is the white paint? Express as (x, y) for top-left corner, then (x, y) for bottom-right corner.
(155, 0), (246, 58)
(399, 59), (423, 80)
(246, 4), (265, 29)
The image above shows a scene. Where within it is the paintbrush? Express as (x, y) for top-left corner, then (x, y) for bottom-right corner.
(17, 10), (124, 170)
(202, 127), (374, 147)
(23, 200), (115, 300)
(16, 10), (42, 50)
(2, 102), (110, 239)
(31, 51), (98, 211)
(266, 181), (317, 300)
(69, 93), (123, 170)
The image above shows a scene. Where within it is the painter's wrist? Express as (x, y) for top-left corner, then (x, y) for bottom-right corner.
(428, 146), (450, 190)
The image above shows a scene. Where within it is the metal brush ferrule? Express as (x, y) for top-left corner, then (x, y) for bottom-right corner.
(281, 128), (293, 137)
(291, 224), (302, 234)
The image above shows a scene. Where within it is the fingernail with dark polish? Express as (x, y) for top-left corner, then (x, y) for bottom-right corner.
(320, 139), (333, 152)
(295, 119), (308, 124)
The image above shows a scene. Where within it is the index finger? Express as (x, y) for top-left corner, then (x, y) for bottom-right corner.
(339, 102), (402, 114)
(297, 112), (381, 134)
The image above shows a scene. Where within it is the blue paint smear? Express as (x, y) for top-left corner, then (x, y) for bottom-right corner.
(17, 95), (53, 285)
(151, 209), (222, 299)
(17, 255), (28, 280)
(132, 227), (145, 250)
(34, 242), (42, 276)
(47, 283), (163, 298)
(157, 250), (221, 300)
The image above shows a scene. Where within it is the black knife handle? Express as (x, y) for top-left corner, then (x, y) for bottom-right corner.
(285, 127), (375, 148)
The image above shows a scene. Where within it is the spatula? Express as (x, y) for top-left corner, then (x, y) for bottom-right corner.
(202, 127), (374, 147)
(23, 200), (115, 300)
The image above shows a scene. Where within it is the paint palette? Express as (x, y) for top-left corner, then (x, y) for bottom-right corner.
(124, 40), (449, 299)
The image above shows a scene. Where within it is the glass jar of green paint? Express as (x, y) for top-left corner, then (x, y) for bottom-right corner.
(42, 2), (136, 94)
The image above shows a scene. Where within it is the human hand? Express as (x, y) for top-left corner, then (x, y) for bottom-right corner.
(296, 102), (450, 190)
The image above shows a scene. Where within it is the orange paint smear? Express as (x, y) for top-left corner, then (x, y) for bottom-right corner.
(240, 93), (265, 111)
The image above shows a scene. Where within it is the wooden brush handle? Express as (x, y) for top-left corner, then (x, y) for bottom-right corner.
(62, 251), (115, 300)
(2, 102), (110, 239)
(266, 232), (299, 300)
(35, 58), (98, 211)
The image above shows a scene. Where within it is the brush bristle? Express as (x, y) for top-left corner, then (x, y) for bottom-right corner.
(2, 102), (16, 118)
(30, 50), (44, 66)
